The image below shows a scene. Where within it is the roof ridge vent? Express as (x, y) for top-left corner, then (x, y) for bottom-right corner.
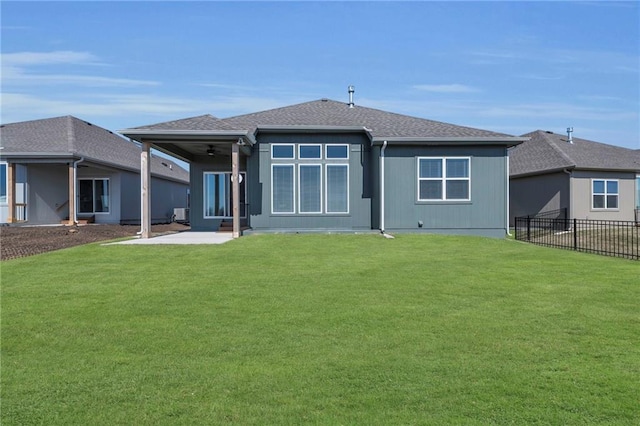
(348, 85), (355, 108)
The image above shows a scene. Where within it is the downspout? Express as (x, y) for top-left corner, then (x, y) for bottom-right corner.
(563, 168), (572, 221)
(380, 140), (388, 233)
(506, 155), (511, 236)
(72, 157), (84, 225)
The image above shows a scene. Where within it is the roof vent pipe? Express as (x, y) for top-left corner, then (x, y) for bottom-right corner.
(348, 85), (355, 108)
(567, 127), (573, 144)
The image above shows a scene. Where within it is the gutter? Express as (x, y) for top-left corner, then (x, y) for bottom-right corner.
(380, 140), (387, 233)
(72, 157), (84, 225)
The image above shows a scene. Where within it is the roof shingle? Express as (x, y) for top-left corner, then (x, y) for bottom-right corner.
(510, 130), (640, 176)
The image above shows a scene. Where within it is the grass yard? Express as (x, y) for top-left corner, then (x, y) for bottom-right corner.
(2, 234), (639, 425)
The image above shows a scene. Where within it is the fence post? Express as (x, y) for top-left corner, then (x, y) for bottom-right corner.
(573, 218), (578, 251)
(527, 216), (531, 241)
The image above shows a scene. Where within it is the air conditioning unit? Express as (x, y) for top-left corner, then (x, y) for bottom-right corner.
(173, 208), (189, 222)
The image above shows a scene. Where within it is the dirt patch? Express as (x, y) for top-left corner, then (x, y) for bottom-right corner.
(0, 223), (190, 261)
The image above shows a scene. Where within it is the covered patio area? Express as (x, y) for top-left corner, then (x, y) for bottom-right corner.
(120, 116), (256, 240)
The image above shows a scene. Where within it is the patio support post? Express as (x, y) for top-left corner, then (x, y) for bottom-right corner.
(141, 141), (152, 238)
(68, 162), (75, 225)
(231, 141), (240, 239)
(7, 163), (16, 223)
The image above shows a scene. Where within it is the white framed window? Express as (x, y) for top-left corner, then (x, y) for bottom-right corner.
(78, 178), (110, 213)
(299, 144), (322, 159)
(325, 144), (349, 159)
(0, 162), (7, 204)
(417, 157), (470, 201)
(272, 164), (295, 214)
(326, 164), (349, 213)
(271, 144), (295, 159)
(592, 179), (618, 209)
(298, 164), (322, 213)
(203, 172), (247, 218)
(271, 143), (350, 215)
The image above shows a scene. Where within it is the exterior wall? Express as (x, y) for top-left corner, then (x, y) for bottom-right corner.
(509, 172), (569, 225)
(571, 170), (637, 221)
(190, 154), (248, 231)
(247, 133), (373, 232)
(25, 164), (68, 224)
(383, 145), (509, 238)
(150, 176), (189, 223)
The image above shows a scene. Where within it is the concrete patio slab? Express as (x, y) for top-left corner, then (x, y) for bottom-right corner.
(106, 232), (234, 245)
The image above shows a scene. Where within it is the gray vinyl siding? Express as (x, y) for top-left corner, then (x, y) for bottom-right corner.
(571, 170), (637, 221)
(509, 172), (569, 225)
(382, 146), (508, 237)
(248, 133), (373, 231)
(26, 164), (68, 224)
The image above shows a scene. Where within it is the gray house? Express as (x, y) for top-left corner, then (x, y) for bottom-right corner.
(509, 129), (640, 224)
(121, 97), (526, 238)
(0, 116), (189, 225)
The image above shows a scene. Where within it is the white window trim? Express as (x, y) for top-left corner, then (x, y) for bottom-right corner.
(78, 178), (110, 214)
(203, 172), (247, 219)
(271, 164), (296, 214)
(298, 164), (323, 214)
(417, 157), (471, 202)
(298, 144), (322, 160)
(271, 144), (295, 160)
(325, 144), (350, 160)
(591, 178), (619, 210)
(325, 164), (350, 214)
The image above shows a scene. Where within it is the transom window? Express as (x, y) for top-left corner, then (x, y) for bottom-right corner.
(592, 179), (618, 209)
(271, 144), (295, 159)
(271, 144), (349, 214)
(417, 157), (470, 201)
(79, 178), (110, 214)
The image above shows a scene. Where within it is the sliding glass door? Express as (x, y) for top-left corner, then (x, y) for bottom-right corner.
(203, 172), (246, 218)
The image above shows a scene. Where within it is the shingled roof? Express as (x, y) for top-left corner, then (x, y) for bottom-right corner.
(509, 130), (640, 177)
(129, 99), (520, 141)
(0, 116), (188, 183)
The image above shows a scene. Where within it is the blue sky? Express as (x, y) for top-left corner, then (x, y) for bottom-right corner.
(2, 1), (639, 150)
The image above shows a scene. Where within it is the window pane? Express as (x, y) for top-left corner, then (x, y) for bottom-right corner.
(272, 145), (294, 159)
(327, 165), (348, 213)
(299, 145), (321, 159)
(272, 165), (294, 213)
(78, 180), (94, 213)
(0, 164), (6, 203)
(419, 159), (442, 178)
(446, 180), (469, 200)
(606, 180), (618, 194)
(204, 173), (226, 217)
(419, 180), (442, 200)
(607, 195), (618, 209)
(593, 180), (604, 194)
(326, 145), (348, 159)
(593, 194), (605, 209)
(299, 165), (321, 212)
(94, 180), (109, 212)
(446, 159), (469, 178)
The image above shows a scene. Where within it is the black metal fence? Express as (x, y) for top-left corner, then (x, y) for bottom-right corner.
(515, 209), (639, 260)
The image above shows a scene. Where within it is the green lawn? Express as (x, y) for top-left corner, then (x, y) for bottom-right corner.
(2, 234), (639, 425)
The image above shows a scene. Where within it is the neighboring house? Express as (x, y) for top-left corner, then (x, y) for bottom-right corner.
(0, 116), (189, 225)
(509, 129), (640, 224)
(121, 96), (526, 238)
